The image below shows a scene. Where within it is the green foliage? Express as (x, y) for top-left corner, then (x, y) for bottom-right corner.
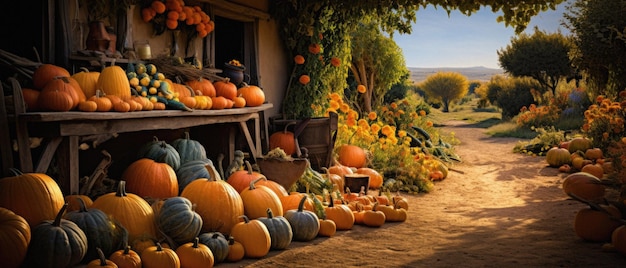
(419, 72), (469, 112)
(564, 0), (626, 97)
(497, 27), (574, 94)
(485, 75), (540, 120)
(513, 126), (567, 156)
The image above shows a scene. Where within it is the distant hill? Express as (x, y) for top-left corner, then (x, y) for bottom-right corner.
(408, 66), (505, 83)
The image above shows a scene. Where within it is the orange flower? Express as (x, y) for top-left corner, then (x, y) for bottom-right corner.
(340, 103), (350, 113)
(419, 110), (426, 116)
(330, 57), (341, 67)
(390, 102), (398, 109)
(299, 75), (310, 85)
(371, 124), (381, 134)
(357, 85), (367, 94)
(294, 55), (305, 65)
(398, 130), (407, 138)
(426, 121), (433, 127)
(368, 112), (377, 120)
(329, 93), (341, 101)
(308, 43), (321, 54)
(346, 117), (357, 127)
(329, 100), (340, 110)
(381, 125), (394, 137)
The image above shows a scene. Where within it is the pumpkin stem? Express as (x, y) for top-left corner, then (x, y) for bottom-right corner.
(266, 208), (274, 218)
(297, 195), (307, 212)
(205, 164), (222, 181)
(192, 237), (200, 248)
(249, 177), (267, 190)
(116, 180), (128, 197)
(77, 197), (88, 212)
(53, 203), (69, 227)
(123, 245), (131, 255)
(155, 242), (164, 251)
(8, 168), (22, 176)
(238, 215), (251, 223)
(96, 247), (107, 266)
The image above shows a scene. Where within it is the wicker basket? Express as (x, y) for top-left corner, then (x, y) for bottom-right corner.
(256, 158), (308, 190)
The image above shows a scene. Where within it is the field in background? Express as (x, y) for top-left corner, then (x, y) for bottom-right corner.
(409, 66), (504, 82)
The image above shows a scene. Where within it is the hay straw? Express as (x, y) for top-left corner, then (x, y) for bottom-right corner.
(148, 56), (224, 82)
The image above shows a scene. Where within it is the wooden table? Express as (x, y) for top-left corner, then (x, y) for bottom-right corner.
(1, 78), (272, 194)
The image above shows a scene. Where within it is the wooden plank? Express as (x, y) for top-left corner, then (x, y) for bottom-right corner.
(10, 78), (33, 172)
(35, 137), (62, 173)
(0, 82), (14, 176)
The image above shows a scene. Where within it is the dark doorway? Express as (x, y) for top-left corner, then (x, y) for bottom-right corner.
(214, 16), (245, 71)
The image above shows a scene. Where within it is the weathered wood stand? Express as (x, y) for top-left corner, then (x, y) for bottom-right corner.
(1, 78), (272, 194)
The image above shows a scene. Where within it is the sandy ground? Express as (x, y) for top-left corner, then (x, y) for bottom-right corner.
(222, 120), (626, 268)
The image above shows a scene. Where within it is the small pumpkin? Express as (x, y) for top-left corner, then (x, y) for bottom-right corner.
(568, 137), (592, 154)
(545, 147), (571, 167)
(89, 90), (113, 112)
(0, 207), (31, 268)
(226, 237), (245, 262)
(171, 132), (208, 164)
(612, 225), (626, 255)
(362, 203), (386, 227)
(87, 248), (118, 268)
(78, 100), (99, 112)
(156, 197), (203, 247)
(23, 204), (88, 267)
(72, 67), (100, 97)
(257, 208), (293, 250)
(197, 232), (229, 264)
(317, 217), (337, 237)
(227, 160), (267, 193)
(581, 163), (604, 179)
(175, 237), (214, 268)
(109, 245), (142, 268)
(141, 242), (180, 268)
(22, 88), (41, 111)
(574, 203), (622, 242)
(229, 215), (271, 258)
(268, 122), (297, 156)
(324, 196), (355, 230)
(240, 178), (284, 219)
(284, 196), (320, 242)
(280, 192), (315, 214)
(214, 79), (238, 100)
(237, 83), (265, 107)
(210, 96), (229, 110)
(584, 147), (603, 160)
(121, 158), (179, 199)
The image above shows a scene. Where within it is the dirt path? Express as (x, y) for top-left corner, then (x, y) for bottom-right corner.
(225, 120), (626, 267)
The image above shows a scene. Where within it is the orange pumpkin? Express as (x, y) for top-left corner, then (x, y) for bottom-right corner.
(21, 88), (41, 111)
(356, 168), (383, 189)
(580, 164), (604, 179)
(32, 63), (70, 90)
(71, 67), (100, 98)
(0, 207), (31, 268)
(214, 79), (237, 100)
(41, 77), (80, 109)
(232, 96), (246, 108)
(121, 158), (179, 199)
(237, 83), (265, 107)
(574, 204), (622, 242)
(562, 172), (606, 201)
(227, 161), (266, 193)
(268, 122), (297, 156)
(88, 90), (113, 112)
(186, 78), (215, 97)
(337, 144), (368, 168)
(210, 96), (229, 110)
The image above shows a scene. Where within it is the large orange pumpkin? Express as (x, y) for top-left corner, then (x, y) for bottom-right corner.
(41, 77), (81, 109)
(186, 78), (215, 98)
(32, 63), (70, 90)
(356, 167), (383, 189)
(214, 79), (238, 100)
(0, 169), (65, 227)
(121, 158), (179, 199)
(227, 161), (266, 193)
(268, 122), (297, 156)
(0, 207), (31, 268)
(337, 145), (368, 168)
(71, 67), (100, 97)
(562, 172), (606, 201)
(237, 83), (265, 107)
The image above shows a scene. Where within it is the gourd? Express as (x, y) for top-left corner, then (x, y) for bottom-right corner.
(136, 136), (181, 171)
(32, 63), (70, 89)
(181, 165), (244, 234)
(268, 122), (297, 156)
(97, 64), (131, 98)
(227, 160), (267, 193)
(63, 198), (125, 263)
(72, 67), (100, 97)
(141, 242), (180, 268)
(91, 181), (157, 243)
(284, 196), (320, 241)
(237, 83), (265, 107)
(156, 197), (203, 247)
(324, 196), (355, 230)
(545, 147), (571, 167)
(337, 144), (368, 168)
(240, 177), (284, 219)
(87, 248), (118, 268)
(0, 207), (31, 268)
(229, 215), (271, 258)
(197, 232), (229, 264)
(568, 137), (592, 154)
(0, 169), (65, 227)
(176, 158), (213, 194)
(109, 245), (142, 268)
(171, 132), (208, 164)
(257, 208), (293, 250)
(175, 237), (214, 268)
(23, 204), (88, 267)
(121, 158), (179, 199)
(562, 172), (606, 201)
(214, 79), (237, 100)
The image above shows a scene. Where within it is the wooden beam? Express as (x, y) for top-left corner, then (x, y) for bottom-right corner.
(197, 0), (270, 21)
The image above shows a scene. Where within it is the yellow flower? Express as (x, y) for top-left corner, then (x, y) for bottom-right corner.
(329, 93), (341, 101)
(371, 124), (381, 134)
(398, 130), (407, 138)
(358, 119), (369, 128)
(346, 117), (357, 127)
(368, 112), (377, 120)
(381, 125), (394, 137)
(348, 110), (359, 120)
(329, 100), (340, 110)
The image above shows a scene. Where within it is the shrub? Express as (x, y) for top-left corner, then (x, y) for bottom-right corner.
(486, 75), (540, 120)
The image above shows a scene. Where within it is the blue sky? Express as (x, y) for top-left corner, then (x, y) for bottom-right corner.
(393, 2), (572, 69)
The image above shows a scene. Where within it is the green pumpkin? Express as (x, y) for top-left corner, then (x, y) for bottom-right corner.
(284, 196), (320, 242)
(24, 204), (88, 267)
(171, 131), (208, 164)
(257, 208), (293, 250)
(63, 198), (126, 264)
(198, 232), (229, 264)
(156, 196), (203, 247)
(176, 158), (213, 193)
(137, 136), (181, 170)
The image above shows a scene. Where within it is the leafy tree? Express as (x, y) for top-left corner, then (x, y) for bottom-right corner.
(350, 21), (408, 114)
(485, 75), (541, 119)
(564, 0), (626, 97)
(497, 28), (574, 95)
(419, 72), (469, 112)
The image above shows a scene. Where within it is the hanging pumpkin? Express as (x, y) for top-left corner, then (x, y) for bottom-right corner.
(213, 79), (237, 100)
(284, 196), (320, 242)
(227, 160), (267, 193)
(23, 204), (88, 267)
(32, 63), (71, 90)
(136, 136), (181, 171)
(156, 197), (203, 247)
(0, 169), (65, 227)
(230, 215), (271, 258)
(257, 208), (293, 250)
(63, 198), (125, 263)
(176, 158), (213, 194)
(72, 67), (100, 97)
(337, 144), (368, 168)
(91, 181), (157, 243)
(240, 178), (284, 219)
(198, 232), (229, 264)
(268, 122), (297, 156)
(175, 237), (214, 268)
(186, 78), (216, 98)
(121, 158), (179, 199)
(181, 165), (244, 234)
(171, 132), (208, 164)
(0, 207), (30, 268)
(97, 64), (131, 98)
(140, 242), (180, 268)
(237, 83), (265, 107)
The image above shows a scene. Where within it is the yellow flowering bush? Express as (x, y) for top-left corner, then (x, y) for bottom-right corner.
(327, 91), (458, 193)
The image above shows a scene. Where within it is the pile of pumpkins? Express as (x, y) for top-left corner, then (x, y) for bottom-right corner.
(0, 132), (408, 268)
(547, 137), (626, 256)
(20, 62), (265, 113)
